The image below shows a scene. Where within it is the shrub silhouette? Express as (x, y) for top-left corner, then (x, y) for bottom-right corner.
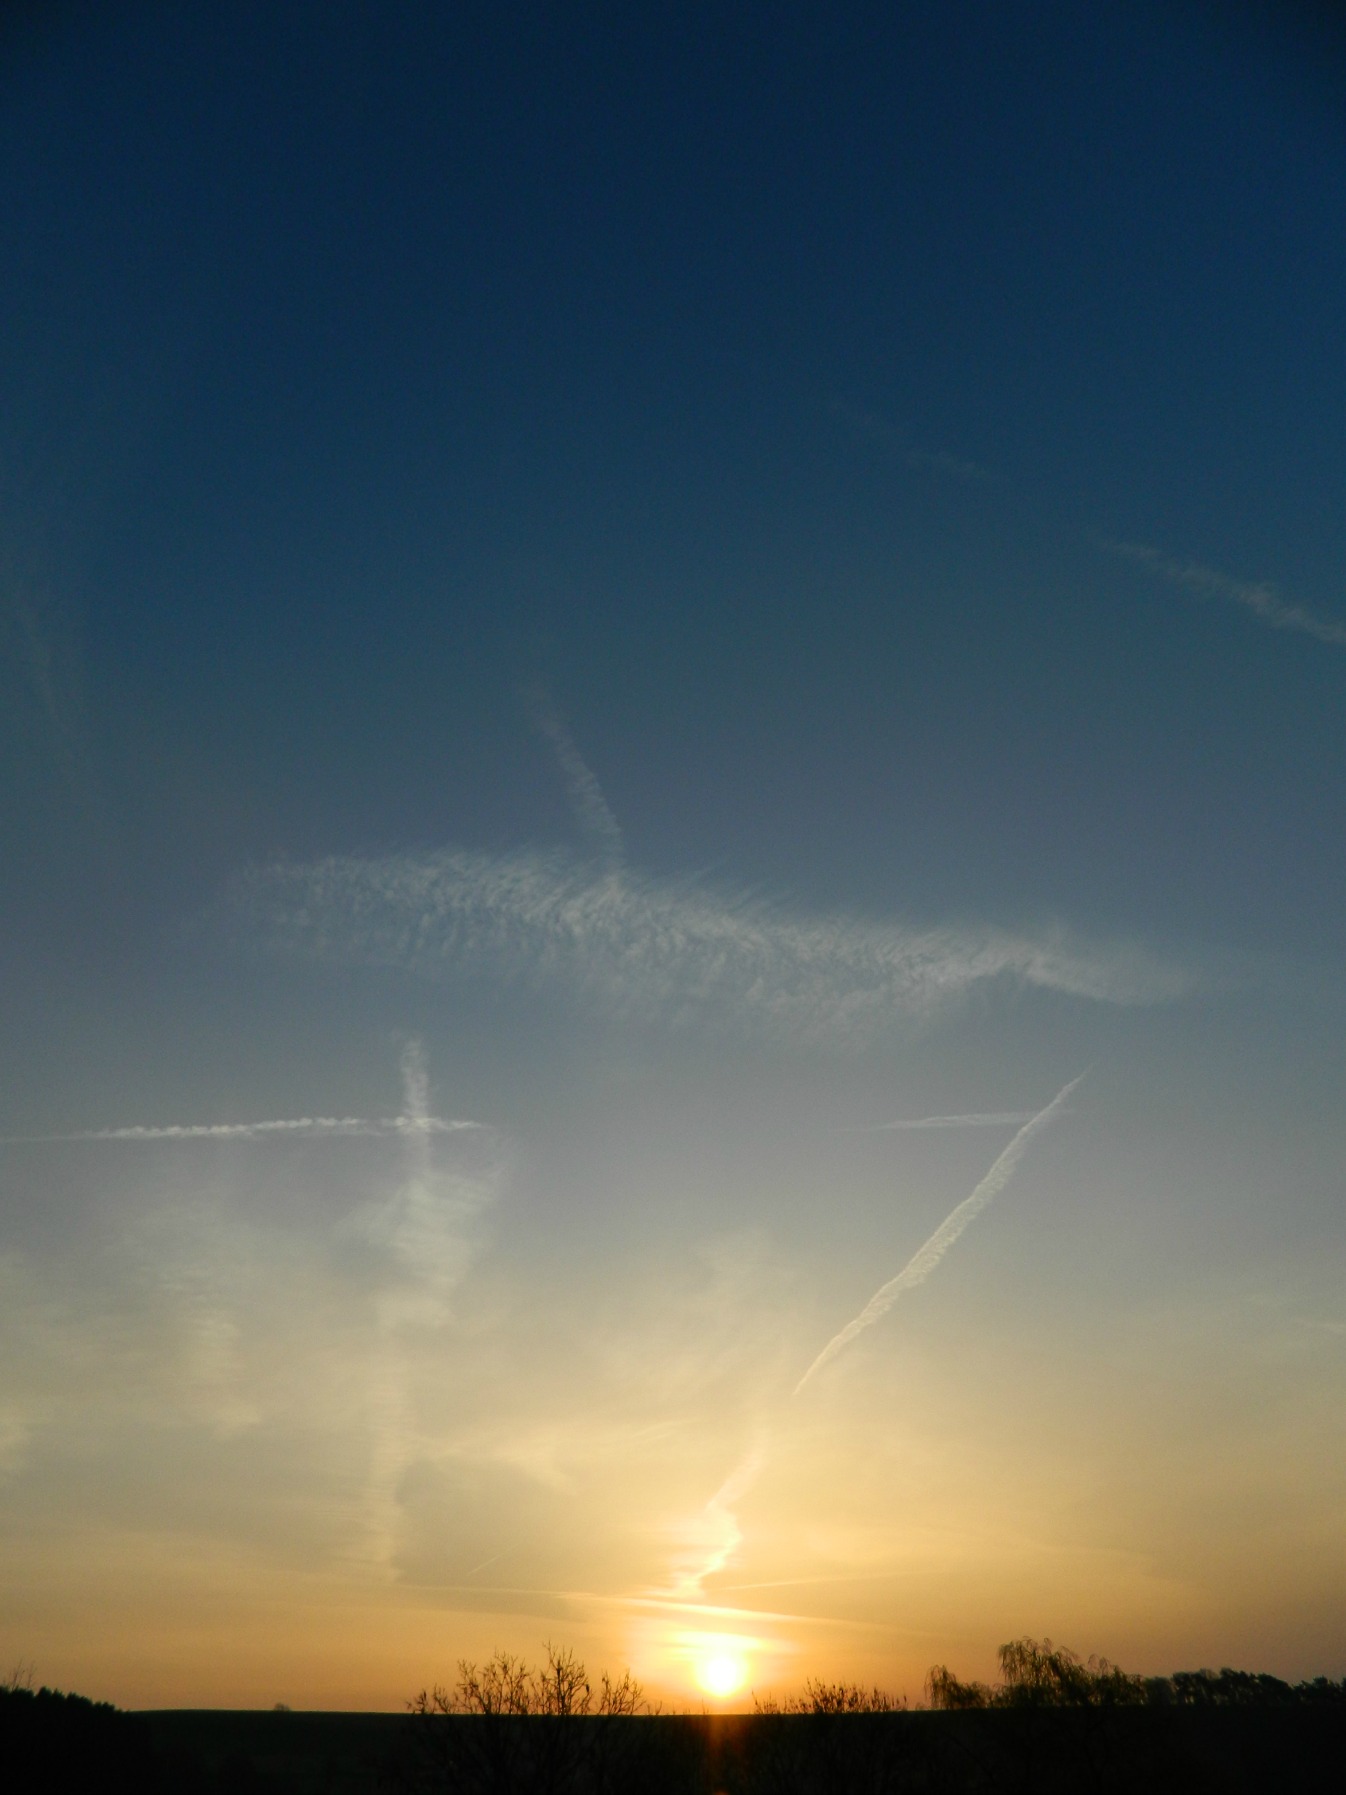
(754, 1678), (900, 1715)
(400, 1643), (658, 1795)
(744, 1680), (911, 1794)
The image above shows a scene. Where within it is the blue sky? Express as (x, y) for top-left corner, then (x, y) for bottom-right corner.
(2, 2), (1345, 1707)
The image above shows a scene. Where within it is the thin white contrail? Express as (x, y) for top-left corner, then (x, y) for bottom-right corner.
(462, 1550), (510, 1580)
(855, 1111), (1037, 1132)
(795, 1073), (1085, 1393)
(0, 1116), (482, 1146)
(526, 689), (625, 870)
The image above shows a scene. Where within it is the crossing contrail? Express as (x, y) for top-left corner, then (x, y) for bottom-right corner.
(794, 1073), (1085, 1393)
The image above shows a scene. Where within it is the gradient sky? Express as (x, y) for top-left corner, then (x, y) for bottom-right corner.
(2, 1), (1345, 1710)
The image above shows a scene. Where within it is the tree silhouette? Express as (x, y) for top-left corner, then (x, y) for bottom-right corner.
(402, 1643), (653, 1795)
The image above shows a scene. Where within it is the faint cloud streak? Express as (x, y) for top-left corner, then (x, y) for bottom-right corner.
(855, 1110), (1038, 1132)
(524, 687), (625, 870)
(830, 398), (997, 486)
(1111, 540), (1346, 649)
(1, 582), (99, 809)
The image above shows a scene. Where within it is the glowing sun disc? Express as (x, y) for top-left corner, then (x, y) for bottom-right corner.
(696, 1650), (748, 1699)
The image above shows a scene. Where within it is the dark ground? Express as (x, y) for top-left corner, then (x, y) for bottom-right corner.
(7, 1690), (1346, 1792)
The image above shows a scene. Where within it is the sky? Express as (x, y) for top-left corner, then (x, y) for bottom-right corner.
(2, 0), (1345, 1711)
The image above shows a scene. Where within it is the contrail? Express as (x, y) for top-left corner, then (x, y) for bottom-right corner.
(462, 1549), (510, 1580)
(855, 1111), (1037, 1132)
(795, 1073), (1085, 1393)
(0, 1037), (488, 1148)
(525, 688), (625, 870)
(0, 1115), (482, 1146)
(666, 1435), (769, 1600)
(1109, 540), (1346, 650)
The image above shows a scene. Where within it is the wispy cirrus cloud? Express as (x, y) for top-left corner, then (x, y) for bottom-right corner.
(1111, 540), (1346, 650)
(227, 849), (1192, 1042)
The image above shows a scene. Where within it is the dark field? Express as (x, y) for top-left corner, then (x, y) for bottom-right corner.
(8, 1695), (1346, 1793)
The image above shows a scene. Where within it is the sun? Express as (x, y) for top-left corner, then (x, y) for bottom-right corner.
(695, 1648), (749, 1700)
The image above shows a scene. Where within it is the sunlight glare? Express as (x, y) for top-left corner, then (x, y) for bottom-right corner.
(696, 1647), (749, 1700)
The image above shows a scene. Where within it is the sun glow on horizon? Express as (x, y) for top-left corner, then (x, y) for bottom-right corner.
(694, 1643), (750, 1700)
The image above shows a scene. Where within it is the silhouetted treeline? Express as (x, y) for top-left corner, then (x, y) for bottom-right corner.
(926, 1635), (1346, 1711)
(9, 1637), (1346, 1793)
(3, 1681), (394, 1794)
(2, 1680), (159, 1794)
(390, 1639), (1346, 1795)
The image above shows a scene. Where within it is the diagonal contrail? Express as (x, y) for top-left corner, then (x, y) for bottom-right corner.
(525, 687), (625, 870)
(1109, 540), (1346, 649)
(794, 1073), (1085, 1393)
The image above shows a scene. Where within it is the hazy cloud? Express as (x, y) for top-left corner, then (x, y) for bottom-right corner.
(0, 1043), (503, 1573)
